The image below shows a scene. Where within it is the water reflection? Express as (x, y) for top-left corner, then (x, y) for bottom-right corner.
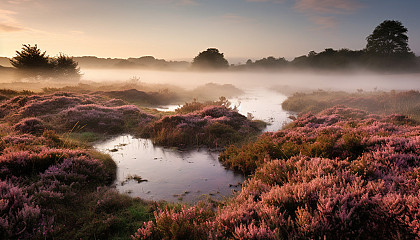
(94, 135), (245, 203)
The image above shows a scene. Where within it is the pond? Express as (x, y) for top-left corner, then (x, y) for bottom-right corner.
(94, 135), (245, 203)
(93, 87), (292, 203)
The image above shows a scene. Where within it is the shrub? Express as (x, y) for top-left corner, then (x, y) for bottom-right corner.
(14, 117), (48, 136)
(0, 180), (45, 239)
(146, 105), (262, 148)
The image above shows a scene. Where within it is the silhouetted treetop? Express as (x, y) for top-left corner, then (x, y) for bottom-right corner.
(366, 20), (412, 55)
(10, 44), (50, 71)
(51, 53), (81, 80)
(192, 48), (229, 69)
(10, 44), (81, 80)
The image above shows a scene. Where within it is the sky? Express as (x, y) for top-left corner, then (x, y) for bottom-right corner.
(1, 0), (419, 62)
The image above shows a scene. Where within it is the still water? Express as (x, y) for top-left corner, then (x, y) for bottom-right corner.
(94, 87), (292, 203)
(94, 136), (245, 203)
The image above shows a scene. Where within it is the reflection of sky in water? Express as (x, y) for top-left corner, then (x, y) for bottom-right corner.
(229, 88), (292, 132)
(94, 135), (245, 203)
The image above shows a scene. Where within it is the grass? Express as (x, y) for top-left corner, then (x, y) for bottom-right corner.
(282, 89), (420, 122)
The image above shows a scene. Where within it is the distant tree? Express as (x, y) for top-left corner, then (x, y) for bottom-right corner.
(366, 20), (412, 56)
(192, 48), (229, 69)
(10, 44), (81, 80)
(10, 44), (51, 78)
(51, 53), (81, 80)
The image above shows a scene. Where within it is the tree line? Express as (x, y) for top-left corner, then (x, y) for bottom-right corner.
(7, 20), (420, 81)
(195, 20), (419, 72)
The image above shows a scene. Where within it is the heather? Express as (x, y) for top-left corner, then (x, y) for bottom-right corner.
(133, 106), (420, 239)
(0, 124), (157, 239)
(143, 103), (265, 148)
(0, 91), (156, 134)
(282, 90), (420, 122)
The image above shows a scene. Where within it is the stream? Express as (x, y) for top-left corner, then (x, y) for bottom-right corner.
(94, 88), (291, 203)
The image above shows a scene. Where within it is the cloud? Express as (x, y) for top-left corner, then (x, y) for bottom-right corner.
(176, 0), (198, 5)
(246, 0), (284, 2)
(293, 0), (363, 29)
(0, 9), (24, 32)
(294, 0), (362, 14)
(145, 0), (199, 5)
(7, 0), (34, 4)
(310, 16), (337, 29)
(221, 14), (251, 23)
(0, 23), (23, 32)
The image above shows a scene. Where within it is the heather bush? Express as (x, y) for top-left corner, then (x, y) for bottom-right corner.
(0, 180), (44, 239)
(282, 90), (420, 122)
(220, 106), (419, 174)
(146, 105), (263, 148)
(60, 104), (154, 133)
(13, 117), (48, 136)
(132, 203), (215, 240)
(0, 91), (155, 135)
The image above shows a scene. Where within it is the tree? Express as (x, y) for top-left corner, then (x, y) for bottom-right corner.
(51, 53), (81, 80)
(192, 48), (229, 69)
(10, 44), (81, 80)
(10, 44), (51, 77)
(366, 20), (412, 56)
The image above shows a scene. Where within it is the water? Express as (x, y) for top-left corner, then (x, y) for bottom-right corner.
(229, 88), (291, 132)
(89, 70), (419, 203)
(94, 136), (245, 203)
(93, 87), (292, 203)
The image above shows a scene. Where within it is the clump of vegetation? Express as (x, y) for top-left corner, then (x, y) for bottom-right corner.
(0, 92), (156, 134)
(142, 100), (265, 149)
(282, 90), (420, 122)
(134, 106), (420, 239)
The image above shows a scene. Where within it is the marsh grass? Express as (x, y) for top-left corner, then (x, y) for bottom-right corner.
(282, 90), (420, 122)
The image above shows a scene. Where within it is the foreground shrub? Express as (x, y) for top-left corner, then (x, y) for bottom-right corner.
(132, 203), (215, 240)
(0, 180), (45, 239)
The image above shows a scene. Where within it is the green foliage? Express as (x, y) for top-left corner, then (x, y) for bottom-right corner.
(192, 48), (229, 69)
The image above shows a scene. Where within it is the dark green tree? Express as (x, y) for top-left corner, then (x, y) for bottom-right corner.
(192, 48), (229, 69)
(52, 53), (81, 80)
(10, 44), (51, 77)
(10, 44), (81, 80)
(366, 20), (412, 56)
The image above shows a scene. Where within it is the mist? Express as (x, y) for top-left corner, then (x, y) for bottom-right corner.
(81, 69), (420, 92)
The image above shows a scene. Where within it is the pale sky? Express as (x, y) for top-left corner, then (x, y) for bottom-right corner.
(1, 0), (419, 62)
